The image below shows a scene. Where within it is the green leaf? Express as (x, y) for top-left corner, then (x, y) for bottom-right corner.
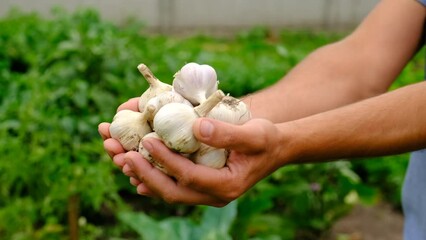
(197, 200), (237, 239)
(118, 211), (167, 240)
(160, 218), (195, 240)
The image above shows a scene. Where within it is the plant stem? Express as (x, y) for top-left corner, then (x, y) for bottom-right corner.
(68, 194), (80, 240)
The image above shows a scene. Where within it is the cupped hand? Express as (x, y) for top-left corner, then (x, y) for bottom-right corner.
(126, 117), (288, 207)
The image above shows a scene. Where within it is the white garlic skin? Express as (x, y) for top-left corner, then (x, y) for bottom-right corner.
(152, 90), (225, 154)
(138, 132), (168, 174)
(145, 91), (192, 127)
(207, 96), (252, 125)
(153, 103), (201, 154)
(172, 62), (218, 106)
(137, 63), (173, 112)
(191, 144), (229, 169)
(109, 110), (152, 151)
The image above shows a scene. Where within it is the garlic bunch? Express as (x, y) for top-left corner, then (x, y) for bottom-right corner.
(172, 62), (218, 106)
(137, 64), (173, 112)
(109, 62), (252, 171)
(207, 95), (251, 125)
(109, 109), (153, 151)
(153, 90), (225, 154)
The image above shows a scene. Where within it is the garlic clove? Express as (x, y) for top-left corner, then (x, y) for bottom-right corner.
(137, 63), (173, 112)
(109, 109), (152, 151)
(172, 62), (218, 106)
(206, 95), (252, 125)
(138, 132), (169, 174)
(191, 143), (229, 169)
(153, 90), (225, 154)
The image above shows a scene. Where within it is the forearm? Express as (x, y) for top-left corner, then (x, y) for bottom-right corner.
(278, 81), (426, 165)
(243, 42), (388, 122)
(243, 0), (425, 123)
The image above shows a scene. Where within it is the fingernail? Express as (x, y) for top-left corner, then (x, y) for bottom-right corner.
(126, 157), (133, 169)
(200, 119), (214, 138)
(113, 154), (126, 167)
(122, 163), (130, 173)
(137, 184), (149, 196)
(142, 140), (153, 153)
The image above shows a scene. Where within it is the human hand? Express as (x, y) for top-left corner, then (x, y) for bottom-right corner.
(125, 117), (288, 207)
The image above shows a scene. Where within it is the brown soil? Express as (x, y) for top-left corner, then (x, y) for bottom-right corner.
(325, 203), (404, 240)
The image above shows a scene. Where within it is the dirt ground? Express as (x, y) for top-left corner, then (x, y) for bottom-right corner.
(326, 203), (404, 240)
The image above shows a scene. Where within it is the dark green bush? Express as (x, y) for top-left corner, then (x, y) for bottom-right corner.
(0, 8), (421, 240)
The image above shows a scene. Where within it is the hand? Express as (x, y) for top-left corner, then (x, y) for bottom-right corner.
(126, 117), (287, 207)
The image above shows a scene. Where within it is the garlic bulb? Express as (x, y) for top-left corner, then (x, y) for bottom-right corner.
(191, 144), (229, 169)
(109, 109), (153, 151)
(153, 103), (200, 153)
(153, 90), (225, 154)
(207, 95), (251, 125)
(137, 63), (173, 112)
(172, 62), (218, 106)
(145, 91), (192, 128)
(138, 132), (169, 174)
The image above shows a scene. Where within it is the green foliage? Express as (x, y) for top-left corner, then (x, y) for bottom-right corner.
(233, 162), (378, 240)
(352, 155), (409, 207)
(118, 201), (237, 240)
(0, 8), (132, 240)
(0, 8), (421, 240)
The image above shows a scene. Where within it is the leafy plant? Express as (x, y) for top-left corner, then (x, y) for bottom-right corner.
(118, 201), (237, 240)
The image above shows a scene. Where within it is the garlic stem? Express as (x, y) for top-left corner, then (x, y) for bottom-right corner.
(137, 64), (161, 88)
(137, 63), (173, 112)
(194, 90), (225, 117)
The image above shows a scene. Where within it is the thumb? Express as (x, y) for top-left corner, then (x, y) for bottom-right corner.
(193, 118), (266, 153)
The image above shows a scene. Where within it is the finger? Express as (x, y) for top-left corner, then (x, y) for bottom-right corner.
(117, 97), (139, 112)
(104, 138), (125, 159)
(136, 183), (158, 197)
(112, 153), (126, 169)
(142, 138), (238, 201)
(98, 122), (111, 140)
(130, 177), (141, 186)
(193, 118), (266, 153)
(125, 151), (227, 206)
(122, 163), (137, 178)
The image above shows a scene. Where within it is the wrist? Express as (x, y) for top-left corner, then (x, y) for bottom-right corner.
(275, 121), (306, 166)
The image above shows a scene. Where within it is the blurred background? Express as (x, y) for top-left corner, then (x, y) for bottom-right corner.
(0, 0), (379, 33)
(0, 0), (422, 239)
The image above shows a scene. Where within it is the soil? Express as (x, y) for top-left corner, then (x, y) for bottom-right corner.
(325, 203), (404, 240)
